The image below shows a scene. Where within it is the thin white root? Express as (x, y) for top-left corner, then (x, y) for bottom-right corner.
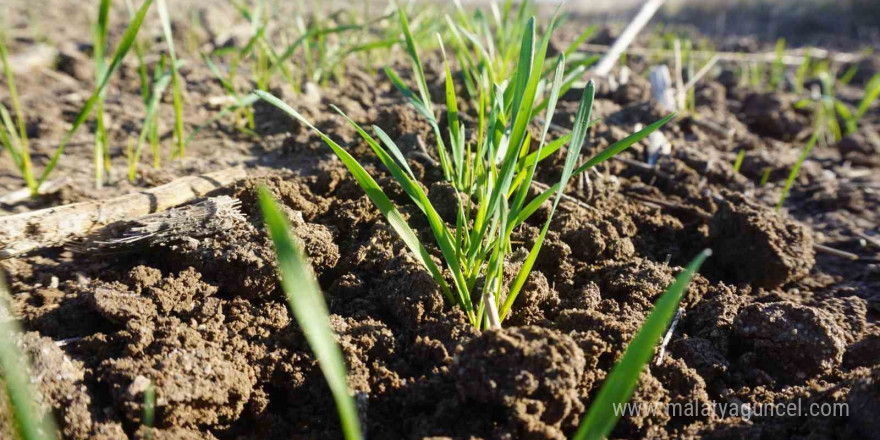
(655, 307), (683, 366)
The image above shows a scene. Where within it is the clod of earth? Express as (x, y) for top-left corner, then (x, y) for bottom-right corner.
(848, 367), (880, 438)
(709, 193), (815, 288)
(733, 302), (847, 382)
(454, 326), (585, 440)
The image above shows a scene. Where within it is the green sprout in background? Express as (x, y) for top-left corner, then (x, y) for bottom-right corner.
(779, 66), (880, 209)
(38, 0), (155, 194)
(157, 0), (186, 159)
(0, 35), (37, 196)
(92, 0), (112, 188)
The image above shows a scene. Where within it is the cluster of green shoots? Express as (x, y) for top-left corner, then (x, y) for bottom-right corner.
(3, 0), (421, 196)
(112, 0), (186, 184)
(776, 61), (880, 208)
(719, 38), (880, 209)
(251, 2), (709, 439)
(197, 0), (422, 139)
(0, 0), (162, 195)
(256, 4), (675, 329)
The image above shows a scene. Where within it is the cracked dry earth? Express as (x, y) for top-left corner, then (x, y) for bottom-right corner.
(1, 5), (880, 440)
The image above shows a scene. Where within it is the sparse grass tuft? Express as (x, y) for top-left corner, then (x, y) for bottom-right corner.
(39, 0), (155, 191)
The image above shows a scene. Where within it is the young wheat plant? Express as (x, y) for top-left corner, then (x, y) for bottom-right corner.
(252, 7), (672, 328)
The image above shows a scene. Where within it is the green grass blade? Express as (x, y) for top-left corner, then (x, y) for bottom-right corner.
(142, 381), (155, 440)
(369, 124), (417, 181)
(258, 189), (363, 440)
(157, 0), (185, 157)
(329, 107), (472, 316)
(508, 17), (535, 126)
(398, 7), (432, 114)
(794, 49), (811, 93)
(1, 33), (36, 193)
(856, 73), (880, 119)
(131, 68), (174, 181)
(769, 38), (785, 89)
(776, 130), (819, 210)
(732, 149), (746, 173)
(470, 14), (551, 253)
(386, 10), (454, 181)
(838, 64), (859, 86)
(573, 249), (711, 440)
(124, 0), (150, 103)
(94, 0), (111, 76)
(332, 109), (424, 209)
(512, 185), (554, 228)
(549, 78), (594, 209)
(438, 37), (463, 181)
(501, 81), (594, 320)
(513, 113), (675, 227)
(202, 54), (237, 95)
(0, 103), (24, 169)
(38, 0), (154, 186)
(251, 90), (458, 313)
(509, 55), (566, 215)
(0, 275), (60, 440)
(834, 100), (856, 135)
(562, 25), (596, 59)
(519, 133), (572, 171)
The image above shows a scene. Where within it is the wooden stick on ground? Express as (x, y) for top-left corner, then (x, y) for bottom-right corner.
(0, 167), (247, 258)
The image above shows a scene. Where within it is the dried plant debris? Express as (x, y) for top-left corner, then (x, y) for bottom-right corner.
(74, 196), (246, 253)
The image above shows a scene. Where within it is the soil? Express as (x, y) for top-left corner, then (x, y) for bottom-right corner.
(1, 1), (879, 439)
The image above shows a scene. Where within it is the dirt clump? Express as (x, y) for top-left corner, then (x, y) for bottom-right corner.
(836, 131), (880, 167)
(709, 193), (815, 288)
(739, 92), (809, 140)
(159, 214), (277, 299)
(502, 269), (561, 327)
(811, 296), (868, 344)
(848, 367), (880, 438)
(670, 335), (730, 385)
(428, 181), (468, 223)
(733, 302), (847, 383)
(684, 285), (749, 353)
(454, 326), (586, 439)
(231, 175), (331, 221)
(844, 334), (880, 369)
